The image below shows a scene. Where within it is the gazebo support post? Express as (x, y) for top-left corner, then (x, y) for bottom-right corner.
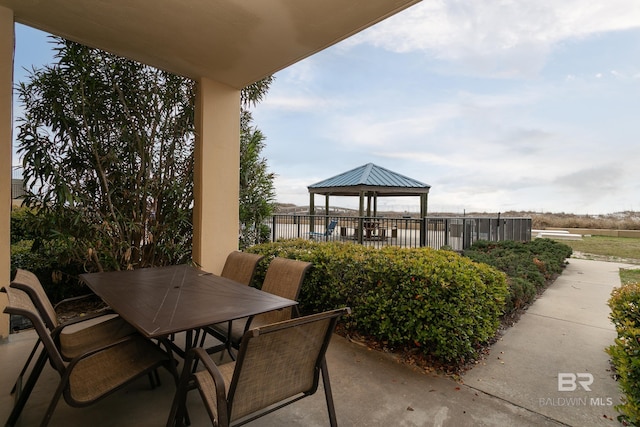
(309, 193), (316, 233)
(420, 194), (429, 246)
(358, 192), (365, 243)
(325, 194), (330, 229)
(373, 192), (378, 218)
(420, 193), (428, 217)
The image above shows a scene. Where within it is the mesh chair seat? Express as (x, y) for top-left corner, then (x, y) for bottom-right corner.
(193, 362), (235, 421)
(169, 307), (350, 427)
(11, 269), (136, 360)
(59, 315), (137, 359)
(2, 286), (177, 427)
(67, 336), (171, 405)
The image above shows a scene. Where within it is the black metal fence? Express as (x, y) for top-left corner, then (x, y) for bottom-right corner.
(269, 214), (531, 250)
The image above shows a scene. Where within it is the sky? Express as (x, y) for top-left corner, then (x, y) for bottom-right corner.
(11, 1), (640, 215)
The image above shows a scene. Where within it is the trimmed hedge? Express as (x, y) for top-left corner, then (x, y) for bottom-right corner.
(247, 240), (509, 364)
(607, 282), (640, 425)
(463, 239), (572, 315)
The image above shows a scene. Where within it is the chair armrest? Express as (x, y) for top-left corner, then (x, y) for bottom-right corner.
(243, 315), (255, 334)
(192, 348), (230, 424)
(50, 311), (120, 338)
(53, 293), (104, 311)
(54, 293), (115, 326)
(67, 334), (145, 362)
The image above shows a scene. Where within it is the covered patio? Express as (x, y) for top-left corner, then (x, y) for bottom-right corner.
(0, 2), (426, 425)
(0, 326), (550, 426)
(0, 0), (421, 337)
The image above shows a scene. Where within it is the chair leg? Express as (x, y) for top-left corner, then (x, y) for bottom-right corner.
(5, 348), (48, 427)
(197, 328), (207, 348)
(11, 338), (41, 394)
(40, 380), (66, 427)
(320, 357), (338, 427)
(148, 369), (162, 388)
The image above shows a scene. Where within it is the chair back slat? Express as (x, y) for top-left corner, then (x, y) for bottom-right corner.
(11, 268), (59, 330)
(221, 252), (265, 286)
(3, 286), (66, 372)
(227, 308), (346, 422)
(261, 258), (311, 299)
(254, 258), (311, 324)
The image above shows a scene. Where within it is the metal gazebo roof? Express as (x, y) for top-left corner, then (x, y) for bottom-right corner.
(308, 163), (430, 196)
(308, 163), (431, 217)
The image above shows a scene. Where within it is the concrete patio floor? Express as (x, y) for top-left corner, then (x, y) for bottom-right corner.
(0, 258), (633, 426)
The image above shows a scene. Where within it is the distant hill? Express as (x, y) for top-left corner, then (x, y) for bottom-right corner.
(274, 203), (640, 230)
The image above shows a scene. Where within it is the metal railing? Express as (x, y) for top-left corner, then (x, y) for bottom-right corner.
(269, 214), (532, 250)
(12, 179), (26, 199)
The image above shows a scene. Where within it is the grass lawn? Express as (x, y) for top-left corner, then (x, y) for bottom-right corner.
(556, 235), (640, 284)
(620, 268), (640, 285)
(561, 235), (640, 264)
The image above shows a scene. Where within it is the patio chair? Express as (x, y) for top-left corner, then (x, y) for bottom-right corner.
(168, 307), (350, 427)
(204, 257), (312, 356)
(9, 269), (136, 395)
(2, 286), (178, 427)
(220, 251), (265, 286)
(309, 219), (338, 240)
(193, 252), (264, 350)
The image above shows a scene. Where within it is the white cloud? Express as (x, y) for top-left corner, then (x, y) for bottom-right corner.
(347, 1), (640, 77)
(251, 1), (640, 214)
(261, 95), (334, 112)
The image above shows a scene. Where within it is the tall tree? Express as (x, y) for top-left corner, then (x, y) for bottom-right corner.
(239, 110), (276, 248)
(16, 37), (274, 272)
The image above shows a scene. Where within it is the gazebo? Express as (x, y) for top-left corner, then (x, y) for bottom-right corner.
(308, 163), (431, 218)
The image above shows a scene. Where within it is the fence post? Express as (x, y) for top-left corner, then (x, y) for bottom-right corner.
(443, 218), (448, 247)
(271, 216), (277, 242)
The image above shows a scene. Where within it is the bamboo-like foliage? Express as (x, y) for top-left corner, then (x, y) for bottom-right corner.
(239, 110), (276, 249)
(16, 38), (273, 272)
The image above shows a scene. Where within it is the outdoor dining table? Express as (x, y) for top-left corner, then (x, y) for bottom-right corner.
(79, 264), (297, 357)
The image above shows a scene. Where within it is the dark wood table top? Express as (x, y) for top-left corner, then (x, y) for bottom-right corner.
(80, 264), (297, 339)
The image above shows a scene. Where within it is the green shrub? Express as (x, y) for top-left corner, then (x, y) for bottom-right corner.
(463, 239), (572, 314)
(354, 248), (508, 364)
(10, 238), (88, 303)
(607, 282), (640, 425)
(12, 206), (91, 302)
(247, 240), (509, 365)
(10, 206), (37, 244)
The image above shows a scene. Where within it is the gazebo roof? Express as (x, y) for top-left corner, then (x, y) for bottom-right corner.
(308, 163), (430, 196)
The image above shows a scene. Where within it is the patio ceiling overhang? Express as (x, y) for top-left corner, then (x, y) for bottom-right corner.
(1, 0), (420, 88)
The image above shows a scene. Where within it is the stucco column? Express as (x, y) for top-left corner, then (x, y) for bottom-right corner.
(0, 6), (14, 339)
(192, 78), (240, 274)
